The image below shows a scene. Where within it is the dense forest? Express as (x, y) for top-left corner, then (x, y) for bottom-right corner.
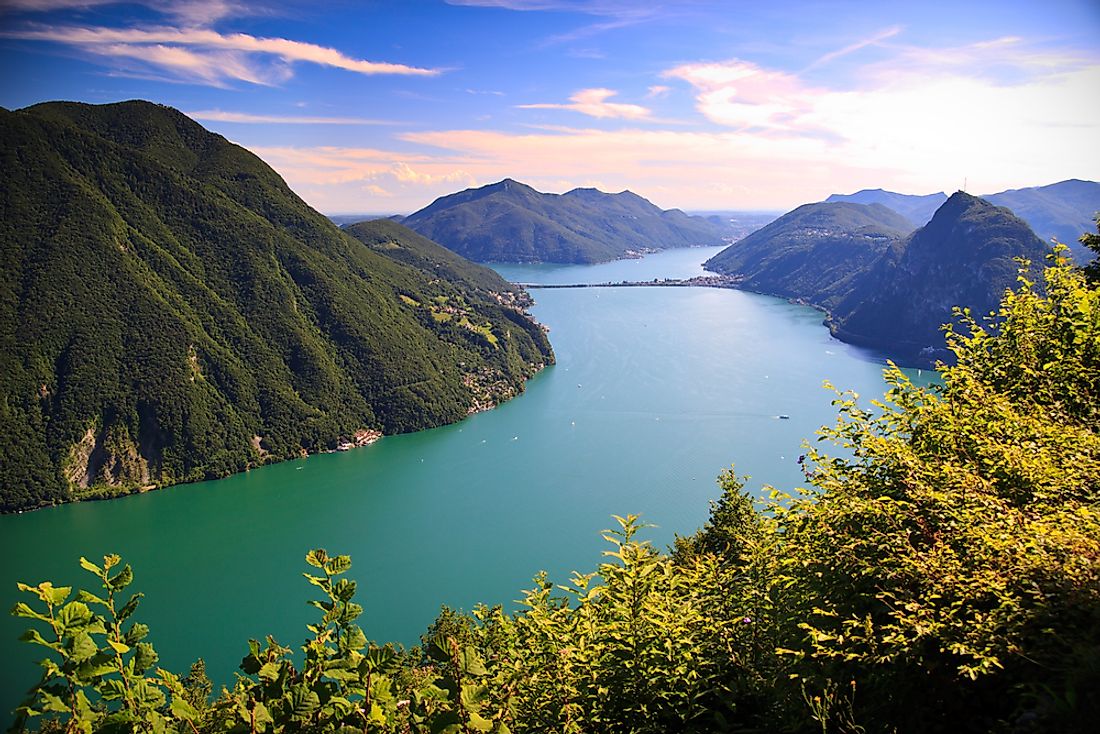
(0, 102), (553, 513)
(10, 240), (1099, 732)
(401, 178), (730, 264)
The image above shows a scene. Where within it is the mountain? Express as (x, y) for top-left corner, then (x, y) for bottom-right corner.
(706, 193), (1049, 364)
(703, 202), (913, 310)
(985, 180), (1100, 261)
(825, 189), (948, 228)
(831, 193), (1049, 362)
(401, 178), (730, 264)
(828, 180), (1099, 262)
(0, 101), (553, 513)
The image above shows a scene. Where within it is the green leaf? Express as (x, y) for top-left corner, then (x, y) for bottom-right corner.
(468, 711), (493, 732)
(11, 601), (50, 622)
(57, 601), (93, 631)
(75, 590), (108, 606)
(117, 593), (142, 622)
(43, 584), (72, 606)
(305, 549), (328, 569)
(333, 578), (356, 602)
(170, 696), (199, 722)
(123, 622), (149, 645)
(460, 646), (488, 677)
(107, 639), (130, 654)
(258, 661), (280, 682)
(70, 632), (98, 663)
(133, 642), (158, 673)
(325, 555), (352, 576)
(286, 684), (320, 721)
(460, 682), (489, 708)
(18, 628), (57, 650)
(79, 557), (102, 576)
(107, 565), (133, 591)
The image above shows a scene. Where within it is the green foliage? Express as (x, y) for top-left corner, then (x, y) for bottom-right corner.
(10, 554), (198, 734)
(767, 252), (1100, 731)
(1082, 216), (1100, 285)
(11, 251), (1099, 733)
(0, 102), (552, 513)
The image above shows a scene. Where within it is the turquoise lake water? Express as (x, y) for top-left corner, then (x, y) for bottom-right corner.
(0, 246), (934, 717)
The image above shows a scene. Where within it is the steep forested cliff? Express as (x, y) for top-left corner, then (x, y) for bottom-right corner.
(0, 101), (552, 512)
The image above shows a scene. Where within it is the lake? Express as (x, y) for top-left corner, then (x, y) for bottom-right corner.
(0, 246), (933, 718)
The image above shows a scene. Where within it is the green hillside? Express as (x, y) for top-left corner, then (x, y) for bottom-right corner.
(832, 192), (1049, 362)
(706, 193), (1050, 364)
(401, 178), (729, 264)
(0, 101), (553, 513)
(827, 180), (1100, 263)
(986, 179), (1100, 262)
(703, 201), (912, 310)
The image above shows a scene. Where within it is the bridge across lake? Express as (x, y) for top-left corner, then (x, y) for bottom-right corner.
(518, 275), (742, 289)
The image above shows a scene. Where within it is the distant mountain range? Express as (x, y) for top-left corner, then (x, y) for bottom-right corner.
(0, 101), (553, 513)
(707, 192), (1050, 364)
(825, 190), (948, 229)
(827, 180), (1099, 262)
(400, 178), (731, 264)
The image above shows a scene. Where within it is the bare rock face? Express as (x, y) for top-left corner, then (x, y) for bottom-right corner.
(65, 422), (150, 491)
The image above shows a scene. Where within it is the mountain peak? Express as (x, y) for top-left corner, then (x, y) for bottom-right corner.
(403, 179), (728, 263)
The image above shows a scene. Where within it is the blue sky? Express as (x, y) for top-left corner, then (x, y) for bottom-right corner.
(2, 0), (1098, 213)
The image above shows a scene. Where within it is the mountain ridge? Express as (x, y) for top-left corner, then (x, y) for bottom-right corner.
(828, 180), (1099, 261)
(401, 179), (730, 264)
(0, 100), (553, 513)
(706, 192), (1050, 364)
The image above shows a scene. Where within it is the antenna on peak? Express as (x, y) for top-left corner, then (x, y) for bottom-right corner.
(963, 177), (967, 192)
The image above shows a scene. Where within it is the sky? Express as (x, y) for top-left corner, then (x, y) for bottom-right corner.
(1, 0), (1098, 214)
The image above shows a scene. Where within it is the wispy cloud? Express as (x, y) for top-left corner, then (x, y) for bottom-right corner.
(446, 0), (672, 45)
(804, 25), (901, 70)
(2, 0), (240, 25)
(518, 88), (650, 119)
(188, 110), (401, 125)
(2, 24), (441, 87)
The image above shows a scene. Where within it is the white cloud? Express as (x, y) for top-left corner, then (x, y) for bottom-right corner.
(660, 39), (1100, 190)
(518, 88), (650, 119)
(3, 25), (441, 86)
(2, 0), (239, 25)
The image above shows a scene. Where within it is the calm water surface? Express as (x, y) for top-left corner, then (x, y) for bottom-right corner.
(0, 247), (931, 716)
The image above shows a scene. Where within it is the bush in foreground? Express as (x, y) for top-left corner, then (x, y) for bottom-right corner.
(10, 253), (1100, 733)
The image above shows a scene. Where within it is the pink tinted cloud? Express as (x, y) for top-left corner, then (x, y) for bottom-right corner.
(518, 88), (651, 120)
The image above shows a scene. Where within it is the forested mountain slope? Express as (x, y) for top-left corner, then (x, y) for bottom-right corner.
(702, 201), (912, 310)
(401, 178), (729, 264)
(0, 101), (552, 513)
(706, 193), (1049, 363)
(830, 192), (1048, 362)
(827, 180), (1099, 262)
